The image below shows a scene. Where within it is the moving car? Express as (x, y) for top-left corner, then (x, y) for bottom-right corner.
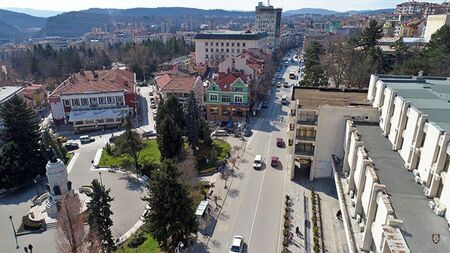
(276, 137), (284, 147)
(271, 156), (279, 167)
(276, 82), (282, 88)
(211, 130), (228, 137)
(143, 130), (157, 138)
(80, 135), (95, 144)
(281, 95), (288, 105)
(64, 142), (79, 151)
(283, 81), (289, 88)
(253, 154), (262, 170)
(229, 235), (244, 253)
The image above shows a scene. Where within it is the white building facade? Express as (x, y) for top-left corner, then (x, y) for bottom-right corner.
(255, 2), (282, 51)
(194, 31), (268, 67)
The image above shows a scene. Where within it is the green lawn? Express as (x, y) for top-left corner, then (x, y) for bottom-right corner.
(115, 231), (160, 253)
(99, 140), (161, 167)
(197, 139), (231, 174)
(213, 139), (231, 159)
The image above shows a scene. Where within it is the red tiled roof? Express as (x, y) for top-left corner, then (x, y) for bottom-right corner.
(162, 76), (198, 92)
(216, 72), (248, 91)
(50, 69), (134, 97)
(155, 74), (173, 90)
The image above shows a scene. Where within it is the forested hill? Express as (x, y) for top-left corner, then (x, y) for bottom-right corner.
(84, 7), (253, 17)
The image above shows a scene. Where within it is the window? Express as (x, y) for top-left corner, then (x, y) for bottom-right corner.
(221, 48), (224, 52)
(206, 55), (209, 59)
(243, 43), (246, 47)
(205, 42), (208, 46)
(237, 49), (240, 53)
(209, 94), (218, 102)
(63, 100), (70, 107)
(116, 96), (123, 105)
(222, 95), (231, 103)
(89, 97), (98, 105)
(237, 43), (240, 46)
(98, 97), (107, 104)
(234, 96), (243, 103)
(216, 48), (219, 52)
(231, 49), (234, 53)
(226, 49), (229, 53)
(72, 99), (80, 106)
(216, 42), (218, 46)
(231, 43), (234, 46)
(210, 48), (213, 52)
(234, 87), (243, 92)
(206, 48), (208, 52)
(221, 42), (224, 46)
(81, 98), (89, 106)
(226, 42), (229, 46)
(107, 96), (115, 104)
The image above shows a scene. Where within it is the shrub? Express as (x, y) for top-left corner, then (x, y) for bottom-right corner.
(283, 229), (289, 236)
(105, 142), (113, 155)
(21, 215), (43, 230)
(284, 220), (290, 228)
(282, 238), (289, 247)
(285, 207), (290, 213)
(284, 213), (289, 220)
(285, 195), (290, 200)
(313, 244), (320, 253)
(127, 232), (146, 248)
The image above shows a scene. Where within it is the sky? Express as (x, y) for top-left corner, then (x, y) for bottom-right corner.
(0, 0), (446, 12)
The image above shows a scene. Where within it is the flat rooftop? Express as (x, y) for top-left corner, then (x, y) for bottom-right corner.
(0, 86), (23, 103)
(194, 30), (268, 40)
(378, 75), (450, 131)
(355, 122), (450, 253)
(292, 87), (370, 109)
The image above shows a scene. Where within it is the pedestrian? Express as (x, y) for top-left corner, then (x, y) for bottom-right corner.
(296, 226), (300, 235)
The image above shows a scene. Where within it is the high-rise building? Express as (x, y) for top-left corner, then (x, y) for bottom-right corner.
(255, 1), (282, 51)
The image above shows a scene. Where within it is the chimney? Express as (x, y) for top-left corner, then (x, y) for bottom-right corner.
(123, 81), (129, 87)
(91, 70), (98, 80)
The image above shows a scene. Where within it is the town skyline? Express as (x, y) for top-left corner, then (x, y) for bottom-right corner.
(0, 0), (445, 13)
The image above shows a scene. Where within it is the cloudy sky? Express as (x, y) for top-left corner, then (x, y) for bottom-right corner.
(0, 0), (445, 12)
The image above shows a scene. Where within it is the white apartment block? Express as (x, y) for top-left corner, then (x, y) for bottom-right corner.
(333, 74), (450, 252)
(255, 2), (282, 51)
(194, 30), (268, 67)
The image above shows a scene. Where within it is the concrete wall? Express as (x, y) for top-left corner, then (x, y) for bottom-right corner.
(388, 96), (409, 150)
(399, 107), (422, 168)
(311, 105), (378, 179)
(424, 14), (450, 40)
(418, 123), (442, 185)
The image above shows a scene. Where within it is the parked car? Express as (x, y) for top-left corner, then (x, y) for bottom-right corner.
(276, 82), (282, 88)
(229, 235), (244, 253)
(243, 127), (252, 137)
(64, 142), (79, 151)
(80, 135), (95, 144)
(283, 81), (289, 88)
(143, 130), (157, 138)
(271, 156), (279, 167)
(211, 130), (228, 137)
(253, 155), (262, 170)
(276, 137), (284, 147)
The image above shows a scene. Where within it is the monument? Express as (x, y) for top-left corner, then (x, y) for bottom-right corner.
(44, 149), (74, 218)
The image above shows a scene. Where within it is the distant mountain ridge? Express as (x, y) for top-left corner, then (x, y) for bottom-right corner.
(3, 7), (62, 17)
(0, 9), (46, 30)
(284, 7), (395, 16)
(85, 7), (254, 17)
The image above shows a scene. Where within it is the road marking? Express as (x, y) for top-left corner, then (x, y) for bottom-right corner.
(248, 131), (272, 247)
(67, 153), (79, 174)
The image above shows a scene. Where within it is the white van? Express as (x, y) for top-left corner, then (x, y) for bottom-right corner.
(253, 155), (262, 170)
(80, 135), (94, 144)
(281, 95), (288, 105)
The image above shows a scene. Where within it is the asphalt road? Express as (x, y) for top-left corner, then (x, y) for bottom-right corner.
(206, 51), (301, 253)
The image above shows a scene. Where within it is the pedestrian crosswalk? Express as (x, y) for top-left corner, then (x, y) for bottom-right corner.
(253, 117), (288, 124)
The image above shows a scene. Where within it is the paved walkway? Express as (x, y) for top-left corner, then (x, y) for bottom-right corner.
(285, 169), (348, 253)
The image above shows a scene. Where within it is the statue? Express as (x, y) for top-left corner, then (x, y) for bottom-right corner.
(46, 148), (57, 163)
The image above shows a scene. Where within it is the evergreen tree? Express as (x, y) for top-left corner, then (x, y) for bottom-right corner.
(302, 42), (327, 86)
(115, 116), (144, 172)
(164, 95), (185, 130)
(0, 95), (46, 189)
(87, 179), (115, 252)
(185, 92), (200, 150)
(359, 19), (383, 51)
(157, 115), (183, 159)
(42, 129), (68, 163)
(143, 160), (198, 251)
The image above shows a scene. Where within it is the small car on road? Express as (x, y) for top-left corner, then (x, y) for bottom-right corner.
(80, 135), (95, 144)
(229, 235), (244, 253)
(271, 156), (279, 167)
(253, 154), (263, 170)
(276, 137), (284, 147)
(64, 142), (79, 151)
(211, 130), (228, 137)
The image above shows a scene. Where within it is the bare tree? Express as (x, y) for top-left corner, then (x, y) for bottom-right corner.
(55, 194), (87, 253)
(177, 149), (198, 187)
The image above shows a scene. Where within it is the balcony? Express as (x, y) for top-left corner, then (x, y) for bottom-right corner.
(295, 143), (315, 157)
(295, 149), (315, 157)
(297, 119), (317, 126)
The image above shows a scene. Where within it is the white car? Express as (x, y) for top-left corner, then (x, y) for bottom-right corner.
(253, 155), (262, 170)
(229, 235), (244, 253)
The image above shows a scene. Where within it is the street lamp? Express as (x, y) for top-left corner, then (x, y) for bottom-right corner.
(9, 215), (19, 249)
(98, 171), (103, 186)
(33, 178), (39, 196)
(175, 241), (184, 253)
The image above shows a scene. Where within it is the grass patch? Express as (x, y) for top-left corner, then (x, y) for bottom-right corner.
(197, 139), (231, 173)
(99, 140), (161, 167)
(64, 152), (74, 165)
(115, 230), (160, 253)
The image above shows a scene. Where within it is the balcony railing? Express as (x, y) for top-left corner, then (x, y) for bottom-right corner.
(297, 119), (317, 126)
(295, 149), (315, 157)
(296, 135), (316, 141)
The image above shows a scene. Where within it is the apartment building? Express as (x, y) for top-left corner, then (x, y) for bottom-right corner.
(154, 74), (204, 106)
(334, 74), (450, 252)
(290, 87), (379, 181)
(396, 1), (447, 17)
(424, 14), (450, 40)
(48, 69), (137, 133)
(204, 72), (250, 122)
(255, 1), (282, 51)
(194, 30), (268, 67)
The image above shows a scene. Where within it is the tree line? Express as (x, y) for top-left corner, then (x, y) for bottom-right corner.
(301, 20), (450, 88)
(1, 37), (193, 88)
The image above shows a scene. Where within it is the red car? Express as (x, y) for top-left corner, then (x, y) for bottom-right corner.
(271, 156), (279, 167)
(276, 137), (284, 147)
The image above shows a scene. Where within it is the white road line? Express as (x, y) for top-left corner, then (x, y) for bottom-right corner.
(67, 153), (79, 174)
(248, 131), (272, 246)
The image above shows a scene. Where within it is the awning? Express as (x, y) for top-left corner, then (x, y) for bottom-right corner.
(195, 201), (209, 216)
(68, 108), (130, 122)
